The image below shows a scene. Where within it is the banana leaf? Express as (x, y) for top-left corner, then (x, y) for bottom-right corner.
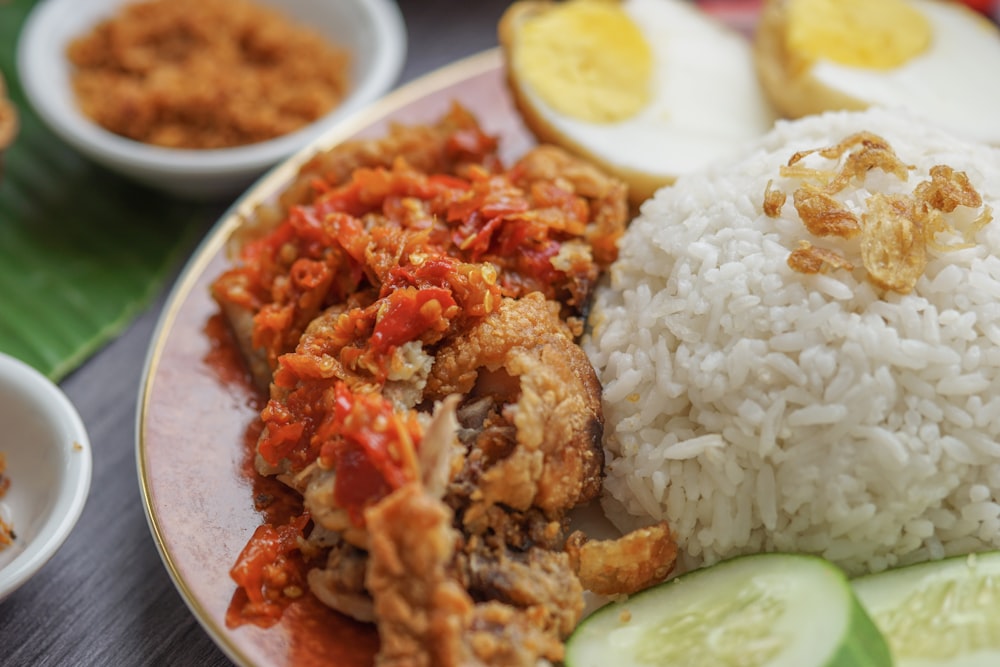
(0, 0), (216, 380)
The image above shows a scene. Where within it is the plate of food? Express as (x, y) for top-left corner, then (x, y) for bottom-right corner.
(138, 1), (1000, 665)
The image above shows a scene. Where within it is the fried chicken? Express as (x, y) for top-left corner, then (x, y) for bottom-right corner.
(215, 106), (677, 664)
(308, 541), (375, 623)
(565, 522), (678, 597)
(212, 105), (505, 390)
(463, 538), (584, 639)
(364, 483), (473, 667)
(428, 293), (603, 518)
(366, 483), (573, 667)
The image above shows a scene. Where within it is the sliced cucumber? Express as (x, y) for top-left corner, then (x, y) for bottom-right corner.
(565, 553), (891, 667)
(853, 551), (1000, 667)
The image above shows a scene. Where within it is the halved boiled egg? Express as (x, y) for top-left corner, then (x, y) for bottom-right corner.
(499, 0), (778, 205)
(755, 0), (1000, 145)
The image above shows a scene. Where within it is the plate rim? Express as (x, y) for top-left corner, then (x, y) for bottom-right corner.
(134, 47), (504, 667)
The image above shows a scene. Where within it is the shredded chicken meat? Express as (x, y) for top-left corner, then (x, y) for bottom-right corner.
(213, 105), (677, 664)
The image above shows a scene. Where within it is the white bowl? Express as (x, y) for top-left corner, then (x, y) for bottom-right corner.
(16, 0), (407, 199)
(0, 353), (92, 601)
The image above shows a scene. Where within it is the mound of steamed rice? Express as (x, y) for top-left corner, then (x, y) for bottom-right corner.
(584, 107), (1000, 576)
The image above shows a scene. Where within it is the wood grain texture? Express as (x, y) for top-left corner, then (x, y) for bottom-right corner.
(0, 2), (512, 665)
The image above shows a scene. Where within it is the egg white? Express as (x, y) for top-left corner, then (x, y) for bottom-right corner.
(807, 0), (1000, 145)
(515, 0), (777, 189)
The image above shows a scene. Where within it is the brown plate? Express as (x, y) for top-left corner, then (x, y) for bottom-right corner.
(137, 49), (537, 667)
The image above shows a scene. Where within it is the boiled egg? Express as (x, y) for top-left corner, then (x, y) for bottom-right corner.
(499, 0), (778, 205)
(755, 0), (1000, 145)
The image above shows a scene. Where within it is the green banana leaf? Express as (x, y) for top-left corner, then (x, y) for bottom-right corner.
(0, 0), (217, 381)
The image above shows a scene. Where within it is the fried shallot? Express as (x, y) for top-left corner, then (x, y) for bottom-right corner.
(769, 132), (993, 294)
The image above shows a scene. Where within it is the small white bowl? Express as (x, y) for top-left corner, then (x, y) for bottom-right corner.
(0, 353), (92, 601)
(16, 0), (407, 199)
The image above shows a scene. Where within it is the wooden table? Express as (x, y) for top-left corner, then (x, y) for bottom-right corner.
(0, 2), (510, 664)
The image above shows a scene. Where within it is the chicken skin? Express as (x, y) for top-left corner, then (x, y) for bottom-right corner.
(215, 107), (677, 664)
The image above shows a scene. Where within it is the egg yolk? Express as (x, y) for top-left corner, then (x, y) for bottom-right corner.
(515, 0), (652, 123)
(786, 0), (931, 70)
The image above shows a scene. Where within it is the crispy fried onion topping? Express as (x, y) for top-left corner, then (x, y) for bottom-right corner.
(787, 240), (855, 275)
(765, 132), (993, 294)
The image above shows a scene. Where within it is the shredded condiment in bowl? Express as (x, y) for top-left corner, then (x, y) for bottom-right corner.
(67, 0), (352, 149)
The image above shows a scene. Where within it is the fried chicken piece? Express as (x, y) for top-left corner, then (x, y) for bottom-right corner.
(462, 601), (566, 666)
(418, 395), (465, 500)
(464, 539), (584, 638)
(290, 392), (462, 544)
(217, 104), (663, 657)
(212, 106), (503, 391)
(565, 522), (677, 596)
(364, 483), (472, 667)
(427, 292), (604, 516)
(278, 103), (503, 215)
(365, 483), (566, 667)
(508, 143), (628, 268)
(214, 122), (626, 394)
(307, 541), (375, 623)
(305, 397), (465, 627)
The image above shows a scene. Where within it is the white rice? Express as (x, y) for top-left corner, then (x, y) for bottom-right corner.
(584, 107), (1000, 576)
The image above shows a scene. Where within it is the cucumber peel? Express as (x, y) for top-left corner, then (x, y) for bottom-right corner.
(565, 553), (891, 667)
(853, 550), (1000, 667)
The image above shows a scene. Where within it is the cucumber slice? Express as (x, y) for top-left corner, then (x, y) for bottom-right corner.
(852, 551), (1000, 667)
(565, 553), (891, 667)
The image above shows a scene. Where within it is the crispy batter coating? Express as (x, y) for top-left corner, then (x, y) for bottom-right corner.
(565, 522), (677, 597)
(277, 104), (504, 217)
(216, 107), (669, 664)
(364, 484), (569, 667)
(427, 293), (604, 515)
(509, 144), (628, 268)
(214, 117), (625, 390)
(364, 484), (473, 667)
(307, 542), (375, 623)
(464, 538), (584, 639)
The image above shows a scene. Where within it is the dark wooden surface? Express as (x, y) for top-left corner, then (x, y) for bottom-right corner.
(0, 2), (510, 665)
